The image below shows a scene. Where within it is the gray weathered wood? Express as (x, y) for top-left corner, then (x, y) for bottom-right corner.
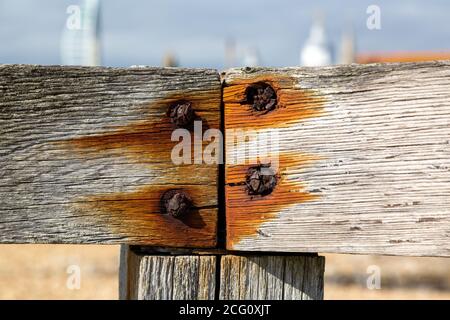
(0, 64), (220, 246)
(120, 250), (324, 300)
(219, 255), (325, 300)
(122, 249), (216, 300)
(3, 62), (450, 257)
(224, 61), (450, 257)
(118, 244), (132, 300)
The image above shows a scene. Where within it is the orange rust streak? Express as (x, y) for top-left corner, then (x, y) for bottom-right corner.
(58, 92), (219, 163)
(226, 153), (320, 185)
(79, 184), (217, 247)
(56, 91), (220, 247)
(223, 74), (325, 130)
(224, 74), (326, 248)
(66, 121), (175, 162)
(225, 153), (321, 248)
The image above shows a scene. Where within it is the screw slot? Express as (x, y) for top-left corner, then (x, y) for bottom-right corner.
(245, 82), (277, 113)
(167, 100), (195, 129)
(160, 189), (193, 218)
(245, 164), (278, 196)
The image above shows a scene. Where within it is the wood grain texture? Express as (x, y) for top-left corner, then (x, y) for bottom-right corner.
(123, 250), (216, 300)
(219, 255), (324, 300)
(119, 245), (132, 300)
(223, 61), (450, 257)
(120, 250), (324, 300)
(0, 64), (220, 246)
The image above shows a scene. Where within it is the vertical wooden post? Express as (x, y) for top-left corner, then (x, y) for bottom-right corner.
(219, 254), (325, 300)
(119, 246), (325, 300)
(119, 246), (217, 300)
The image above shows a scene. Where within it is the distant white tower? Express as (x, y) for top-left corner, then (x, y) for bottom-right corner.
(61, 0), (101, 66)
(242, 47), (260, 67)
(300, 13), (333, 66)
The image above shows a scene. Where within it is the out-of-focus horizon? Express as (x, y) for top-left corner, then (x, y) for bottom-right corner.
(1, 0), (450, 68)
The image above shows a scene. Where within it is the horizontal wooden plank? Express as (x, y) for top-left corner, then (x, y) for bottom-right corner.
(223, 61), (450, 257)
(0, 65), (220, 246)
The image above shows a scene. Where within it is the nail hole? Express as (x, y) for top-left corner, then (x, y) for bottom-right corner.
(167, 100), (195, 129)
(245, 164), (278, 196)
(245, 82), (277, 113)
(160, 189), (193, 218)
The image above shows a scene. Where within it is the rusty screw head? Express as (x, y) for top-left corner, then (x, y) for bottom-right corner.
(245, 164), (278, 196)
(246, 83), (277, 113)
(161, 189), (193, 218)
(168, 101), (195, 128)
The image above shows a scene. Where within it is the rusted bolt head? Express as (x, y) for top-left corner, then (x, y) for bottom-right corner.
(168, 101), (195, 128)
(161, 189), (193, 218)
(245, 164), (278, 196)
(246, 83), (277, 113)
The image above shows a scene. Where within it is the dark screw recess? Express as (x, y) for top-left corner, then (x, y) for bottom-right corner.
(245, 83), (277, 113)
(245, 164), (278, 196)
(160, 189), (193, 218)
(168, 101), (195, 128)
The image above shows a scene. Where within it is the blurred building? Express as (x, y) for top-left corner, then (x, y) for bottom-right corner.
(224, 38), (237, 69)
(300, 13), (333, 66)
(61, 0), (102, 66)
(338, 26), (356, 64)
(162, 52), (179, 67)
(224, 38), (261, 68)
(242, 47), (260, 67)
(357, 51), (450, 63)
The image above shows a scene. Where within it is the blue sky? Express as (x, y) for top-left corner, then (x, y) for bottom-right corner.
(0, 0), (449, 68)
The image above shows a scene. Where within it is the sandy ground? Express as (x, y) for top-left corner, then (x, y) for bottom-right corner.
(0, 244), (449, 299)
(0, 245), (118, 299)
(323, 253), (450, 299)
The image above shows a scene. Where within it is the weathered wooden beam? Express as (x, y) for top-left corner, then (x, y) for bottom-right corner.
(0, 65), (220, 247)
(3, 62), (450, 257)
(223, 61), (450, 257)
(119, 247), (325, 300)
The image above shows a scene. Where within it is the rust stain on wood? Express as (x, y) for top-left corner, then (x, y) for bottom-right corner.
(56, 91), (219, 163)
(224, 73), (326, 248)
(225, 153), (320, 248)
(77, 184), (217, 247)
(223, 74), (325, 130)
(55, 90), (220, 247)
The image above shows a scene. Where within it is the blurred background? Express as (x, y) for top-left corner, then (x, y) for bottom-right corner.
(0, 0), (449, 299)
(1, 0), (450, 67)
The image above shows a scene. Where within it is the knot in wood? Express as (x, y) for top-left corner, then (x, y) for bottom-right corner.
(168, 101), (195, 128)
(161, 189), (193, 218)
(246, 83), (277, 113)
(245, 164), (278, 196)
